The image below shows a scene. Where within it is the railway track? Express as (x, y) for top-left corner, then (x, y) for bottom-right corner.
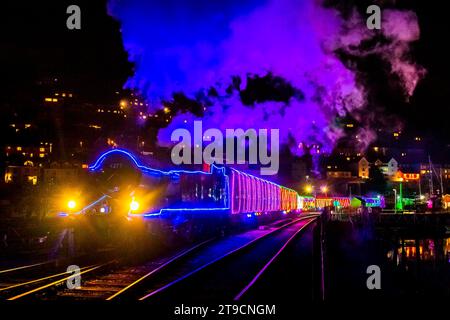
(109, 214), (318, 301)
(0, 235), (216, 300)
(54, 216), (314, 300)
(55, 238), (215, 300)
(0, 260), (115, 300)
(0, 214), (319, 301)
(136, 216), (318, 302)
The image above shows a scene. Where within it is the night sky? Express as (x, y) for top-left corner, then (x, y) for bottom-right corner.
(1, 0), (449, 147)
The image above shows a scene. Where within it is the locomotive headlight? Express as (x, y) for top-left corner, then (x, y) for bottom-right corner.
(67, 200), (77, 210)
(130, 199), (140, 212)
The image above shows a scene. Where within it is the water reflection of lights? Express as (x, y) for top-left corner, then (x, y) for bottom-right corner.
(387, 238), (450, 264)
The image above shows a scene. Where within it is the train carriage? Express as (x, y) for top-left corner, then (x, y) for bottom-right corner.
(314, 197), (351, 209)
(228, 168), (291, 214)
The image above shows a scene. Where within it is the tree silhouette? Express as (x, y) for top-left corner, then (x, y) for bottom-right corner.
(366, 166), (387, 194)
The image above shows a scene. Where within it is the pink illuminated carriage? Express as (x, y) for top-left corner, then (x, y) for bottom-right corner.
(229, 168), (298, 215)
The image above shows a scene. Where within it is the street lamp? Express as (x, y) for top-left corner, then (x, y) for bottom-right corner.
(320, 185), (328, 197)
(393, 189), (397, 214)
(119, 100), (127, 108)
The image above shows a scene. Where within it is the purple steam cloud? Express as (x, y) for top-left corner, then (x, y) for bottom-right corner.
(108, 0), (424, 155)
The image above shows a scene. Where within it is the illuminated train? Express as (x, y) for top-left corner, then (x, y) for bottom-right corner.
(61, 149), (385, 244)
(83, 149), (299, 221)
(299, 195), (385, 211)
(56, 149), (301, 246)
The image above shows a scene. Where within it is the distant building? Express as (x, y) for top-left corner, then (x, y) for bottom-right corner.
(358, 157), (370, 179)
(4, 165), (40, 185)
(4, 162), (86, 186)
(4, 143), (52, 161)
(327, 171), (352, 179)
(372, 157), (398, 178)
(43, 162), (81, 185)
(387, 158), (398, 177)
(393, 171), (421, 182)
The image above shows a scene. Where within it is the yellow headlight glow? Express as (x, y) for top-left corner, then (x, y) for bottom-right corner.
(67, 200), (77, 210)
(130, 200), (139, 212)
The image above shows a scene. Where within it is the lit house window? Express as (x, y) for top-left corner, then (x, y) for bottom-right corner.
(4, 173), (12, 183)
(16, 147), (22, 151)
(39, 148), (45, 152)
(24, 160), (34, 166)
(28, 176), (38, 185)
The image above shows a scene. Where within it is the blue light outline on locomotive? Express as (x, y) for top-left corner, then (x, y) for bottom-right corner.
(89, 149), (231, 217)
(88, 149), (297, 218)
(90, 149), (294, 192)
(89, 149), (218, 177)
(131, 166), (231, 218)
